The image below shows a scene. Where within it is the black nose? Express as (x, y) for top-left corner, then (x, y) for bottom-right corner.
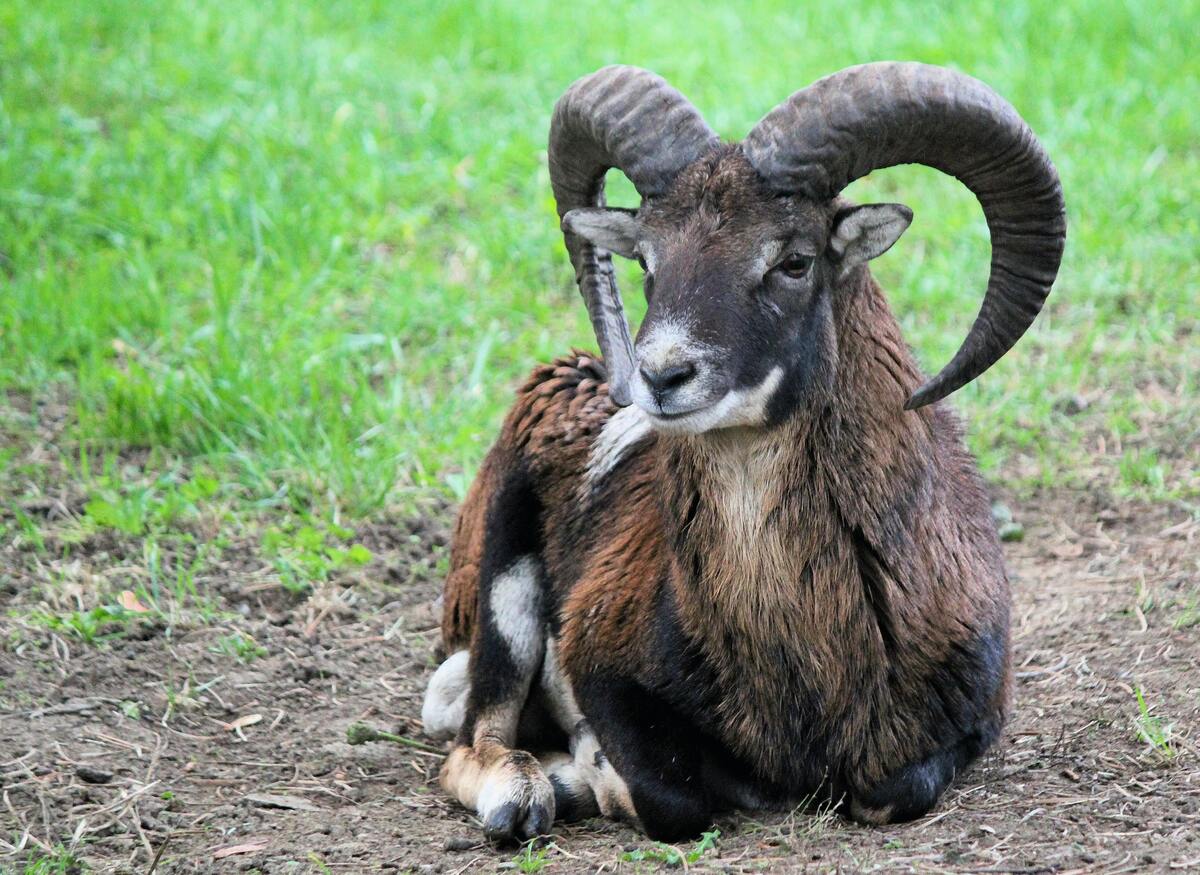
(639, 361), (697, 398)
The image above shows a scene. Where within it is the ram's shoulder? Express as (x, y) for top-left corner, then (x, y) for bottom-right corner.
(558, 454), (668, 675)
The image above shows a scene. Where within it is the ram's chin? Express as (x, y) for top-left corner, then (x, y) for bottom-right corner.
(643, 400), (736, 436)
(641, 367), (784, 436)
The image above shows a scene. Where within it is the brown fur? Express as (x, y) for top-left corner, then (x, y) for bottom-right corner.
(435, 151), (1012, 836)
(442, 269), (1010, 793)
(441, 355), (614, 653)
(657, 274), (1010, 788)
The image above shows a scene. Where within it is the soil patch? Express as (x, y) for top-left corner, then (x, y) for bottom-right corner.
(2, 491), (1198, 873)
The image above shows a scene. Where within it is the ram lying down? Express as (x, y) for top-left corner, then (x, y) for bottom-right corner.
(420, 62), (1066, 844)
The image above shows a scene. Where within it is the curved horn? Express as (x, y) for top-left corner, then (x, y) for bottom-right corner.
(549, 65), (720, 405)
(743, 62), (1066, 409)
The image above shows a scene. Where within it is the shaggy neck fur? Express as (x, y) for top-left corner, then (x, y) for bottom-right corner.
(656, 268), (947, 784)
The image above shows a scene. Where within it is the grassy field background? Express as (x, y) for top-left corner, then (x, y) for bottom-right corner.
(2, 0), (1196, 522)
(2, 2), (1199, 871)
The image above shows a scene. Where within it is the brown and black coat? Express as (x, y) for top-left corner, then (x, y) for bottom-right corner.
(421, 62), (1062, 843)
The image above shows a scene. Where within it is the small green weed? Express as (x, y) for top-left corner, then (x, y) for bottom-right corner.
(1117, 448), (1169, 497)
(211, 631), (268, 663)
(306, 852), (334, 874)
(1174, 599), (1200, 629)
(141, 535), (220, 624)
(161, 678), (202, 723)
(83, 491), (152, 535)
(513, 840), (549, 873)
(81, 471), (221, 537)
(261, 522), (372, 593)
(1133, 577), (1157, 616)
(621, 829), (719, 868)
(22, 844), (85, 874)
(1133, 686), (1175, 760)
(8, 506), (47, 553)
(34, 603), (140, 644)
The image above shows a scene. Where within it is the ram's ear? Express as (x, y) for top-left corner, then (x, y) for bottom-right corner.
(830, 203), (913, 271)
(561, 208), (640, 260)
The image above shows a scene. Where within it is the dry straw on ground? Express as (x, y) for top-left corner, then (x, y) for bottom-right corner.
(2, 476), (1197, 872)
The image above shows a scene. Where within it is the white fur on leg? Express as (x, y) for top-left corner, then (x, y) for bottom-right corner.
(490, 556), (543, 672)
(421, 649), (470, 740)
(539, 639), (637, 823)
(539, 639), (585, 730)
(570, 729), (637, 821)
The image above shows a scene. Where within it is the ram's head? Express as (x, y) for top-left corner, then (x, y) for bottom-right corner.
(549, 64), (1066, 434)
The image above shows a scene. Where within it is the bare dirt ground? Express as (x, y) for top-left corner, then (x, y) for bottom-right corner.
(2, 456), (1198, 872)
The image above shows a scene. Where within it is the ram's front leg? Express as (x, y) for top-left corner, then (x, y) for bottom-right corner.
(440, 549), (554, 842)
(439, 457), (558, 843)
(441, 738), (554, 842)
(573, 675), (717, 842)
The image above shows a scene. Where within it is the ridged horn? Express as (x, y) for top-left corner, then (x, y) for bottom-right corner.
(549, 65), (720, 405)
(743, 62), (1066, 409)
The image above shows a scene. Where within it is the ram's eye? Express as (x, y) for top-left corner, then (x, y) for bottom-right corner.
(778, 253), (813, 279)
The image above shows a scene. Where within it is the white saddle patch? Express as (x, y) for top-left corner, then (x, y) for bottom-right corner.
(490, 556), (543, 672)
(421, 649), (470, 740)
(585, 404), (652, 486)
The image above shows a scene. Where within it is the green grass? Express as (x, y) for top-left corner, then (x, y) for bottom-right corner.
(621, 829), (721, 868)
(1, 0), (1197, 518)
(1133, 685), (1176, 761)
(29, 603), (142, 645)
(513, 840), (549, 874)
(261, 520), (373, 593)
(211, 630), (268, 663)
(79, 468), (220, 536)
(18, 845), (85, 874)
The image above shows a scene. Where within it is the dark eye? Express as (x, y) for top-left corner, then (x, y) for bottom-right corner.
(778, 253), (813, 279)
(636, 254), (648, 272)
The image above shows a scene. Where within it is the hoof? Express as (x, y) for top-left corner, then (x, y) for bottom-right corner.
(477, 752), (555, 844)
